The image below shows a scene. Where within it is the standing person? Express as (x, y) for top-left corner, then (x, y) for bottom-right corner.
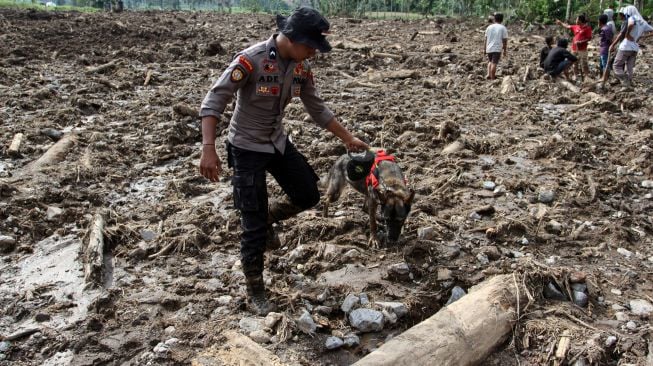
(598, 14), (614, 77)
(610, 6), (653, 87)
(198, 7), (369, 315)
(542, 38), (578, 80)
(555, 15), (592, 81)
(539, 35), (555, 69)
(604, 8), (617, 35)
(484, 12), (508, 80)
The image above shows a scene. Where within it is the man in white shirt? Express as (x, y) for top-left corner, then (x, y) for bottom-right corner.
(484, 12), (508, 80)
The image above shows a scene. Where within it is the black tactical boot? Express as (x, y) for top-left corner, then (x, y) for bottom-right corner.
(245, 275), (276, 316)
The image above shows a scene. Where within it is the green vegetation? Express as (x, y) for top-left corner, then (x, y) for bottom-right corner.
(0, 0), (99, 11)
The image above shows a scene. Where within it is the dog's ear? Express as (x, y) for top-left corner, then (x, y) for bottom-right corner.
(404, 188), (415, 205)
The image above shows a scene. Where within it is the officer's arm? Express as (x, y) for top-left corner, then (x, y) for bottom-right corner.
(299, 65), (335, 129)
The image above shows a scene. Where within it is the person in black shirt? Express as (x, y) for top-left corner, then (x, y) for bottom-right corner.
(539, 36), (555, 69)
(542, 38), (578, 79)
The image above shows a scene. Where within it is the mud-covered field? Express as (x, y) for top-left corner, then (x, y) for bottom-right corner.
(1, 8), (652, 366)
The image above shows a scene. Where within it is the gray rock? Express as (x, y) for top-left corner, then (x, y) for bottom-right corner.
(0, 341), (9, 352)
(164, 326), (175, 335)
(359, 293), (370, 306)
(153, 342), (169, 353)
(573, 358), (588, 366)
(297, 310), (316, 334)
(387, 262), (410, 276)
(239, 317), (264, 333)
(375, 302), (408, 318)
(315, 305), (333, 315)
(0, 235), (16, 253)
(615, 312), (629, 321)
(140, 229), (157, 242)
(629, 299), (653, 317)
(617, 247), (633, 258)
(249, 330), (272, 344)
(445, 286), (467, 305)
(41, 128), (63, 141)
(46, 206), (63, 220)
(572, 291), (588, 307)
(217, 295), (233, 305)
(341, 294), (360, 314)
(571, 283), (587, 292)
(538, 190), (555, 203)
(381, 309), (397, 324)
(605, 336), (617, 347)
(35, 313), (51, 322)
(476, 253), (489, 265)
(349, 308), (384, 332)
(625, 321), (637, 331)
(482, 181), (496, 190)
(344, 333), (360, 347)
(545, 220), (563, 234)
(325, 336), (344, 350)
(641, 180), (653, 188)
(164, 338), (179, 346)
(543, 282), (567, 301)
(264, 312), (282, 329)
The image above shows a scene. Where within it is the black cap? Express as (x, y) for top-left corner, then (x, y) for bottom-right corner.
(276, 7), (332, 53)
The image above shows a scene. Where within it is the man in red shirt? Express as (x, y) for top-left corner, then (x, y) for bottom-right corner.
(556, 14), (592, 81)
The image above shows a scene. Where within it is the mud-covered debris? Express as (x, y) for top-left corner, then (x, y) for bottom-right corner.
(474, 205), (496, 216)
(387, 262), (410, 278)
(545, 220), (563, 234)
(217, 295), (233, 306)
(445, 286), (467, 305)
(476, 253), (490, 265)
(325, 336), (344, 350)
(629, 299), (653, 317)
(249, 330), (272, 344)
(341, 294), (360, 314)
(239, 317), (264, 333)
(0, 235), (16, 253)
(343, 333), (360, 347)
(315, 306), (332, 315)
(349, 308), (384, 332)
(204, 40), (225, 56)
(34, 313), (51, 322)
(41, 128), (63, 141)
(441, 140), (464, 155)
(375, 302), (408, 318)
(172, 103), (199, 118)
(382, 309), (397, 324)
(297, 309), (316, 334)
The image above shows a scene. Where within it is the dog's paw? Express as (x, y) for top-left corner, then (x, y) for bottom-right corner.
(368, 235), (380, 249)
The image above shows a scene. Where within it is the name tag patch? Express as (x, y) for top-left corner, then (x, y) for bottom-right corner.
(292, 85), (301, 97)
(256, 84), (280, 96)
(262, 60), (278, 74)
(258, 75), (280, 83)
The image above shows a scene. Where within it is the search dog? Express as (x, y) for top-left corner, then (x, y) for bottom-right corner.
(322, 152), (414, 248)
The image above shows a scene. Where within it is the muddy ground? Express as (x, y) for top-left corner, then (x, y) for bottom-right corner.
(1, 8), (652, 366)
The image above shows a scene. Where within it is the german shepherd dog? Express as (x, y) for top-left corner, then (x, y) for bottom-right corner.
(323, 153), (414, 247)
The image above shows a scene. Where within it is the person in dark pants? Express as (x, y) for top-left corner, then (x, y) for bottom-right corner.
(198, 7), (368, 315)
(542, 38), (578, 79)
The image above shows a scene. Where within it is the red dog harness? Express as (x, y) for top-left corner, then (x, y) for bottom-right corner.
(365, 150), (396, 189)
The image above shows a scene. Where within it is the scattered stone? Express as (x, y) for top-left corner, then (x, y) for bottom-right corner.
(573, 358), (588, 366)
(482, 181), (496, 190)
(217, 295), (233, 306)
(0, 341), (9, 352)
(153, 342), (169, 353)
(629, 299), (653, 317)
(474, 204), (495, 215)
(641, 180), (653, 188)
(382, 309), (398, 324)
(325, 336), (344, 350)
(375, 302), (408, 318)
(164, 338), (179, 346)
(611, 288), (622, 296)
(359, 293), (370, 306)
(519, 237), (529, 245)
(605, 336), (617, 347)
(437, 268), (453, 281)
(538, 189), (555, 203)
(46, 206), (63, 220)
(473, 246), (501, 260)
(315, 306), (333, 315)
(164, 326), (175, 335)
(387, 262), (410, 277)
(41, 128), (64, 141)
(264, 312), (282, 329)
(317, 290), (328, 303)
(612, 304), (626, 311)
(545, 256), (557, 265)
(572, 291), (588, 307)
(571, 283), (587, 293)
(469, 212), (482, 220)
(238, 317), (264, 333)
(34, 313), (51, 322)
(349, 308), (384, 332)
(625, 321), (637, 331)
(445, 286), (467, 305)
(417, 226), (436, 240)
(476, 253), (489, 265)
(569, 271), (586, 283)
(249, 330), (272, 344)
(343, 333), (360, 347)
(341, 294), (360, 314)
(140, 229), (157, 242)
(617, 248), (633, 258)
(0, 235), (16, 253)
(297, 310), (316, 334)
(615, 312), (629, 321)
(344, 249), (361, 259)
(545, 220), (563, 234)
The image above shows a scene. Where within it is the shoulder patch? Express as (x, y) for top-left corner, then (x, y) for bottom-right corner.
(238, 55), (254, 73)
(230, 65), (246, 83)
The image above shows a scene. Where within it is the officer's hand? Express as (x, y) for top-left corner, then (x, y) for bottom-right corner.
(199, 146), (222, 182)
(345, 137), (369, 152)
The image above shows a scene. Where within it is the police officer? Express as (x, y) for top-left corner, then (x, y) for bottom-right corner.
(199, 7), (368, 315)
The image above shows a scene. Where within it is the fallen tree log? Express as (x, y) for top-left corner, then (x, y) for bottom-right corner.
(501, 76), (516, 94)
(8, 133), (24, 157)
(556, 78), (580, 93)
(363, 69), (419, 82)
(83, 211), (106, 287)
(24, 133), (76, 174)
(354, 274), (527, 366)
(370, 51), (403, 60)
